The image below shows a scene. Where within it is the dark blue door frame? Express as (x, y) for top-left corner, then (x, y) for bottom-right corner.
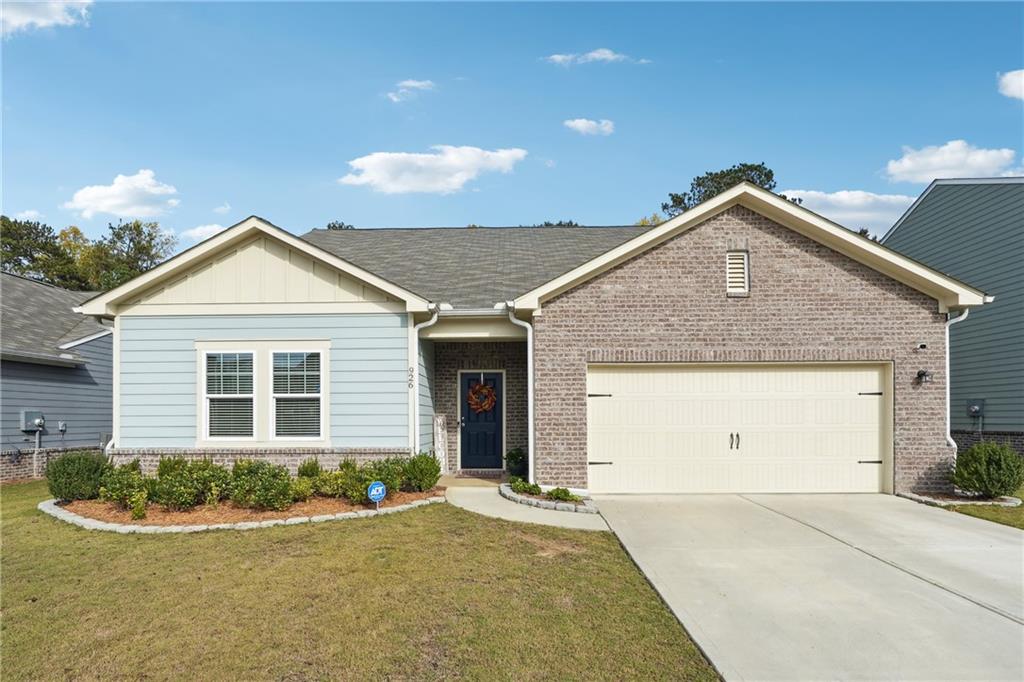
(459, 371), (504, 469)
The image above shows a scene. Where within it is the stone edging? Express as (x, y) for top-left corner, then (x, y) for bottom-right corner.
(899, 491), (1022, 508)
(37, 496), (446, 534)
(498, 483), (599, 514)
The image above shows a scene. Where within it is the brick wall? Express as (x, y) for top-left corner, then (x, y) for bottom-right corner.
(432, 342), (527, 471)
(1, 447), (102, 482)
(532, 205), (951, 493)
(109, 447), (410, 475)
(952, 430), (1024, 458)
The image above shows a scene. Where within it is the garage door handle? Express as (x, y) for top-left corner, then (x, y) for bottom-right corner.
(729, 433), (734, 450)
(588, 461), (613, 465)
(587, 393), (613, 398)
(736, 433), (740, 450)
(858, 460), (883, 464)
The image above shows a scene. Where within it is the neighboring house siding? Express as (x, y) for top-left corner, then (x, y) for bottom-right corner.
(0, 334), (113, 452)
(883, 182), (1024, 434)
(533, 205), (950, 493)
(118, 314), (408, 449)
(418, 339), (435, 452)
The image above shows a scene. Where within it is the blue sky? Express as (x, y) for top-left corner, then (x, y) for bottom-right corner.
(4, 1), (1022, 244)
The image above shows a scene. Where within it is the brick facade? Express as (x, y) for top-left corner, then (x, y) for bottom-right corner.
(952, 430), (1024, 458)
(109, 447), (410, 475)
(532, 205), (951, 493)
(432, 342), (528, 471)
(1, 447), (102, 483)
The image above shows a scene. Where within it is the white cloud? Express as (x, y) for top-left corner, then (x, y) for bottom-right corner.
(212, 202), (231, 214)
(181, 223), (226, 242)
(563, 118), (615, 136)
(2, 1), (92, 36)
(386, 79), (436, 103)
(783, 189), (916, 236)
(544, 48), (649, 66)
(14, 209), (43, 220)
(339, 145), (528, 194)
(63, 169), (180, 219)
(998, 69), (1024, 100)
(885, 140), (1020, 183)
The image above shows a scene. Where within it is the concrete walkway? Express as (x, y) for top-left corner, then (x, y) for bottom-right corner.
(598, 493), (1024, 682)
(445, 483), (609, 531)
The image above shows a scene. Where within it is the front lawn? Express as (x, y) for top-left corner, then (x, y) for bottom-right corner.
(950, 485), (1024, 530)
(1, 480), (717, 681)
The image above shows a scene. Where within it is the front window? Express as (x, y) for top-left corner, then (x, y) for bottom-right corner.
(205, 352), (254, 438)
(272, 351), (323, 438)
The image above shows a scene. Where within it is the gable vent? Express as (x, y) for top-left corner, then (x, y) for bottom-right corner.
(726, 251), (749, 295)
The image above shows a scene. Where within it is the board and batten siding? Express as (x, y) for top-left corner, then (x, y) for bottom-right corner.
(884, 181), (1024, 432)
(1, 334), (113, 451)
(418, 339), (435, 452)
(118, 314), (409, 448)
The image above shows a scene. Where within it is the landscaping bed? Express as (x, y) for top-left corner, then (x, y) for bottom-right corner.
(500, 481), (598, 514)
(63, 487), (445, 525)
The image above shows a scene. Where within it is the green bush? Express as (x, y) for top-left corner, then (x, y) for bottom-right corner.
(403, 453), (441, 492)
(509, 475), (541, 496)
(230, 460), (293, 511)
(338, 466), (377, 505)
(46, 451), (110, 501)
(151, 458), (231, 510)
(505, 448), (527, 477)
(99, 460), (149, 519)
(314, 471), (347, 497)
(545, 487), (582, 503)
(297, 458), (322, 479)
(290, 476), (314, 502)
(368, 458), (405, 496)
(953, 441), (1024, 498)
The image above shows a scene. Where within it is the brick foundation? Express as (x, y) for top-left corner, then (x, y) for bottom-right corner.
(1, 447), (103, 483)
(532, 205), (952, 493)
(109, 447), (411, 475)
(432, 342), (528, 472)
(952, 430), (1024, 458)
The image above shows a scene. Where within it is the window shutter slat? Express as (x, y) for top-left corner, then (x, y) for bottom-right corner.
(726, 251), (749, 294)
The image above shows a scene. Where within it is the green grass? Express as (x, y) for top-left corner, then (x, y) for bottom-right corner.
(1, 480), (717, 681)
(950, 485), (1024, 530)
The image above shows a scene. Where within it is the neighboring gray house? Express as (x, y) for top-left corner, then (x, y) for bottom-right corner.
(883, 177), (1023, 455)
(1, 273), (113, 479)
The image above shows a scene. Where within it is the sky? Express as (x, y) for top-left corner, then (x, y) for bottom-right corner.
(3, 1), (1023, 246)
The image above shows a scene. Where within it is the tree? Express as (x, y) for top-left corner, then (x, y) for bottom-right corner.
(660, 162), (800, 218)
(86, 220), (177, 290)
(856, 227), (879, 243)
(0, 216), (88, 289)
(326, 220), (355, 230)
(635, 213), (665, 226)
(524, 220), (579, 227)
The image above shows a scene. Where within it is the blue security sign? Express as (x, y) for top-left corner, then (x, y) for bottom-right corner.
(367, 480), (387, 504)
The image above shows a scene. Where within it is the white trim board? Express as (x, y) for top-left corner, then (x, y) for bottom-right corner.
(57, 328), (112, 349)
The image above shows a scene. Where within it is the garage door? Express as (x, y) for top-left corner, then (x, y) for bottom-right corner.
(587, 364), (891, 494)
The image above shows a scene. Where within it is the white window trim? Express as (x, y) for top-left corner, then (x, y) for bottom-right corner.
(202, 349), (257, 441)
(726, 250), (750, 296)
(269, 349), (328, 442)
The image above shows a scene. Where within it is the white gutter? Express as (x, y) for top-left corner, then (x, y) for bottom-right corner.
(945, 308), (970, 452)
(411, 305), (440, 454)
(505, 301), (535, 484)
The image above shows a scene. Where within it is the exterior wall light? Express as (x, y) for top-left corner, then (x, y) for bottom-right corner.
(916, 369), (934, 384)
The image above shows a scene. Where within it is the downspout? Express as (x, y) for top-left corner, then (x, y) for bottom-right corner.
(412, 305), (440, 454)
(945, 308), (970, 452)
(506, 302), (535, 484)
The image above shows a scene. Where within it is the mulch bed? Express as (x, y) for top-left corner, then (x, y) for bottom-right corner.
(63, 487), (446, 525)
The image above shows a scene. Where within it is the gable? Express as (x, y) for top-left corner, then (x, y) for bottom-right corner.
(125, 235), (392, 309)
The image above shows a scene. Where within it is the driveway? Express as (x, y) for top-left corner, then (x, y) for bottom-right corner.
(597, 494), (1024, 681)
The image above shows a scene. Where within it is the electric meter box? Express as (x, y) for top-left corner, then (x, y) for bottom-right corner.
(20, 410), (45, 432)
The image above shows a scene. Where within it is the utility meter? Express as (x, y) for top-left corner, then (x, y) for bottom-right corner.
(20, 410), (45, 432)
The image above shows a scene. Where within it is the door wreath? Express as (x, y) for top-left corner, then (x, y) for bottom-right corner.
(467, 382), (497, 413)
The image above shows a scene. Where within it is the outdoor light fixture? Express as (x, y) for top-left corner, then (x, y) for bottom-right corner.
(916, 369), (933, 384)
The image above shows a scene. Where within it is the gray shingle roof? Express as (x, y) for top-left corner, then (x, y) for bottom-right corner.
(300, 225), (653, 308)
(0, 273), (109, 364)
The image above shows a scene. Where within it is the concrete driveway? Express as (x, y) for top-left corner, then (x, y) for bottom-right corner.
(597, 494), (1024, 681)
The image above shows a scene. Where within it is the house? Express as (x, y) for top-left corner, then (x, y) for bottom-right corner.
(882, 177), (1023, 456)
(75, 183), (989, 494)
(1, 273), (113, 480)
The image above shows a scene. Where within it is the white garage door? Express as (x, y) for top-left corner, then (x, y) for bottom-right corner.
(587, 364), (892, 494)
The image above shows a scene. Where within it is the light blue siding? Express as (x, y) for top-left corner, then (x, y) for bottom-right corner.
(418, 339), (435, 452)
(118, 314), (409, 448)
(1, 334), (113, 451)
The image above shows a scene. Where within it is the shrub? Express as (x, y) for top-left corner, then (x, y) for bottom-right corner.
(230, 460), (293, 510)
(99, 460), (149, 519)
(314, 471), (347, 497)
(505, 448), (527, 477)
(509, 475), (541, 496)
(46, 451), (110, 501)
(290, 476), (314, 502)
(368, 458), (405, 496)
(403, 453), (441, 492)
(338, 466), (377, 505)
(953, 441), (1024, 498)
(297, 458), (322, 479)
(545, 487), (582, 503)
(151, 458), (231, 510)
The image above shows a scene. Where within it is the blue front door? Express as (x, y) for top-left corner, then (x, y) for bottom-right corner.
(460, 372), (503, 469)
